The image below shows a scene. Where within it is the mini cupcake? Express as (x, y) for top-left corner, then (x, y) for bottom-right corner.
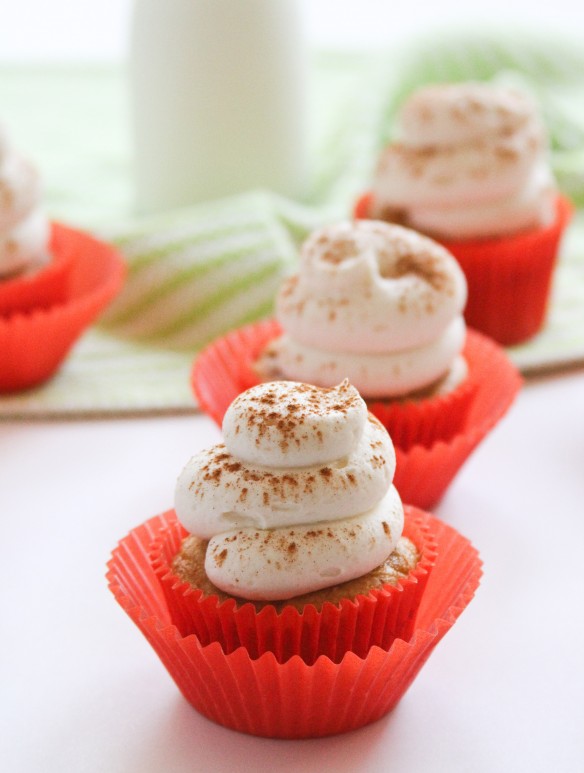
(192, 221), (522, 508)
(154, 380), (436, 664)
(355, 82), (572, 345)
(0, 128), (126, 392)
(109, 380), (482, 738)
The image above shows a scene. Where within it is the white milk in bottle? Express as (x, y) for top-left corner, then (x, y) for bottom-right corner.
(130, 0), (307, 213)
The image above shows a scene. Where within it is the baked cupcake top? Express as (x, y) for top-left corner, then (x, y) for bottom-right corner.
(175, 380), (404, 601)
(257, 219), (467, 398)
(0, 127), (50, 278)
(370, 82), (556, 240)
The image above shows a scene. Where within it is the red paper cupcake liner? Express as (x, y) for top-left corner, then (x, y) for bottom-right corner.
(0, 223), (126, 392)
(442, 196), (572, 345)
(191, 320), (522, 509)
(368, 374), (479, 452)
(354, 191), (375, 220)
(0, 224), (76, 316)
(107, 507), (482, 739)
(149, 509), (437, 665)
(354, 193), (573, 346)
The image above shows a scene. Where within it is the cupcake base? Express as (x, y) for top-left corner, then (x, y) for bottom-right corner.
(0, 223), (125, 392)
(191, 320), (522, 509)
(355, 193), (573, 346)
(150, 509), (437, 665)
(108, 506), (482, 739)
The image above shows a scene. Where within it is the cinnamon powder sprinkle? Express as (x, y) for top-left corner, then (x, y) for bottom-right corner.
(229, 381), (361, 453)
(213, 548), (228, 567)
(378, 251), (454, 294)
(186, 382), (392, 512)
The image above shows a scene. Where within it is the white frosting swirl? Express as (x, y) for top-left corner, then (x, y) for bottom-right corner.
(175, 380), (404, 601)
(0, 130), (50, 278)
(264, 319), (465, 399)
(259, 220), (467, 397)
(371, 83), (556, 240)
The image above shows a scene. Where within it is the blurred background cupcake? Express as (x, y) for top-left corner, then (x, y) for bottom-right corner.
(192, 220), (522, 507)
(355, 82), (572, 345)
(0, 124), (125, 392)
(255, 219), (474, 449)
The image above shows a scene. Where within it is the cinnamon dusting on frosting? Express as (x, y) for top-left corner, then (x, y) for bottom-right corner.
(185, 428), (387, 502)
(370, 82), (554, 241)
(229, 379), (361, 453)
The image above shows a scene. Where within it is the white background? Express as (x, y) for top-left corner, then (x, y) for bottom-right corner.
(2, 2), (584, 772)
(1, 0), (584, 61)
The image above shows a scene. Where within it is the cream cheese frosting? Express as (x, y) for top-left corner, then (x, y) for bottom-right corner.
(0, 129), (50, 278)
(257, 220), (467, 398)
(174, 380), (405, 600)
(370, 83), (556, 240)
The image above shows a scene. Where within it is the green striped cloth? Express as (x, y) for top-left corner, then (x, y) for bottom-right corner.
(1, 32), (584, 417)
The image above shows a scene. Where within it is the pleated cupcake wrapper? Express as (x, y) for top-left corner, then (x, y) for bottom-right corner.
(355, 193), (573, 347)
(0, 223), (126, 392)
(442, 195), (573, 346)
(191, 320), (522, 509)
(107, 507), (482, 739)
(150, 508), (437, 665)
(0, 224), (76, 316)
(368, 376), (479, 452)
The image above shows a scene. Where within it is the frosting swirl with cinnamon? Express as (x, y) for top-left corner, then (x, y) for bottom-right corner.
(0, 128), (50, 278)
(370, 82), (556, 240)
(257, 220), (467, 398)
(174, 380), (404, 601)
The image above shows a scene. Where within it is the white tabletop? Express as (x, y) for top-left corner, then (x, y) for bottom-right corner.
(2, 2), (584, 771)
(2, 367), (584, 772)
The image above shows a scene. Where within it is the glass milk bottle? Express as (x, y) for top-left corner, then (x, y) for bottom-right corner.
(130, 0), (307, 213)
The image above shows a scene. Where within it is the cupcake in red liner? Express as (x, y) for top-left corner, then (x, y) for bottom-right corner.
(220, 221), (478, 450)
(108, 506), (481, 739)
(192, 319), (521, 510)
(0, 223), (126, 392)
(108, 379), (481, 738)
(354, 83), (572, 345)
(0, 128), (75, 316)
(156, 380), (436, 660)
(192, 220), (522, 507)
